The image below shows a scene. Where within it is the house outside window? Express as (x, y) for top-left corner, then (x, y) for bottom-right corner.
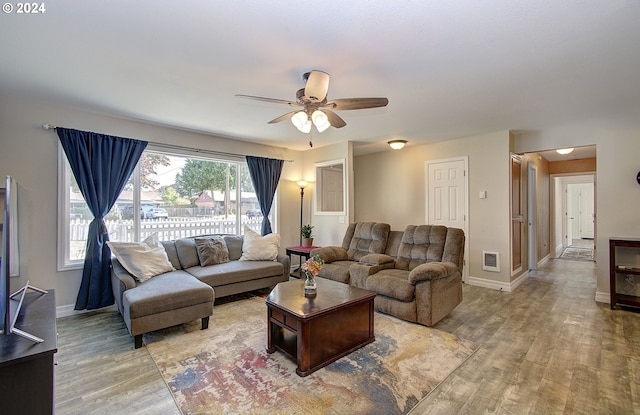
(58, 145), (273, 270)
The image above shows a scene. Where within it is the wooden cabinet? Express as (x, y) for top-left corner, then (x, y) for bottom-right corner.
(610, 239), (640, 310)
(0, 290), (57, 415)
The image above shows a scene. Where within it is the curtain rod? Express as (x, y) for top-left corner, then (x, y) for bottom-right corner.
(42, 124), (293, 162)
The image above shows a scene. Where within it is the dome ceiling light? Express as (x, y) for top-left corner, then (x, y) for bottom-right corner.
(388, 140), (407, 150)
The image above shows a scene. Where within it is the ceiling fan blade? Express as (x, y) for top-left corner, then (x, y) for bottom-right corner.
(268, 111), (298, 124)
(323, 109), (347, 128)
(235, 94), (302, 107)
(325, 97), (389, 110)
(303, 70), (330, 102)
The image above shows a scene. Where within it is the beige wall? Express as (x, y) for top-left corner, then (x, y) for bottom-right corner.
(515, 125), (640, 301)
(355, 131), (514, 287)
(0, 94), (302, 309)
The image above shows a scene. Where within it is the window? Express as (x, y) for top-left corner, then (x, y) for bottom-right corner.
(58, 145), (273, 270)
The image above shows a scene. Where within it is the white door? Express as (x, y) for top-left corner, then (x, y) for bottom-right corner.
(579, 183), (594, 239)
(565, 184), (578, 247)
(426, 157), (468, 280)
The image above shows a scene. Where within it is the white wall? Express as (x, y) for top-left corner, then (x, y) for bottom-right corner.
(0, 94), (302, 310)
(354, 131), (514, 286)
(515, 125), (640, 301)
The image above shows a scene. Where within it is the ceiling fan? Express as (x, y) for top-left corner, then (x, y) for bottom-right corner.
(236, 70), (389, 137)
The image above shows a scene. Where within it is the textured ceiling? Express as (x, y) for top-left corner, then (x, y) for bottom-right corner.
(1, 1), (639, 155)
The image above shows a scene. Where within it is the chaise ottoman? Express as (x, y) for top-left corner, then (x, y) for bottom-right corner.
(122, 271), (214, 349)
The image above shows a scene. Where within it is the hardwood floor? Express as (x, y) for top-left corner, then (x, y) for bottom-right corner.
(55, 309), (180, 415)
(412, 258), (639, 415)
(55, 258), (639, 414)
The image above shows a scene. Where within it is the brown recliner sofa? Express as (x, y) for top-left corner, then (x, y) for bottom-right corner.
(312, 223), (465, 326)
(310, 222), (391, 284)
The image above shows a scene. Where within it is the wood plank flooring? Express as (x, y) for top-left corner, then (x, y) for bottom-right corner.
(55, 309), (180, 415)
(411, 258), (639, 415)
(55, 258), (639, 414)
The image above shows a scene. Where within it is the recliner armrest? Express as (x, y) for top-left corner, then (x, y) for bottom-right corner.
(358, 253), (395, 266)
(310, 246), (348, 263)
(350, 261), (396, 282)
(408, 262), (459, 284)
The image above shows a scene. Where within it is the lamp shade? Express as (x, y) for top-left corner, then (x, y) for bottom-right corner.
(311, 110), (331, 133)
(556, 148), (574, 155)
(291, 111), (311, 133)
(388, 140), (407, 150)
(297, 180), (308, 189)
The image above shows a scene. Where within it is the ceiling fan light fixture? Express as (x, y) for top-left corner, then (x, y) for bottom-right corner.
(311, 110), (331, 133)
(388, 139), (407, 150)
(291, 111), (311, 133)
(556, 147), (574, 155)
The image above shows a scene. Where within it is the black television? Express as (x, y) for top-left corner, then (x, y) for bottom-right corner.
(1, 175), (46, 342)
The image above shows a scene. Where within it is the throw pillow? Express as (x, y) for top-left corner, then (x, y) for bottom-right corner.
(195, 237), (230, 266)
(239, 225), (280, 261)
(107, 233), (175, 283)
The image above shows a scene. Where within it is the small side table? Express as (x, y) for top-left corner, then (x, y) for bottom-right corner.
(286, 245), (320, 278)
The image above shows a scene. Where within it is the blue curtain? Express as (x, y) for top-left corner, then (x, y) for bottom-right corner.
(57, 128), (147, 310)
(246, 156), (284, 235)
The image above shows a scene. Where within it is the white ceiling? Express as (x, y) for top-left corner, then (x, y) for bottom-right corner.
(1, 1), (639, 155)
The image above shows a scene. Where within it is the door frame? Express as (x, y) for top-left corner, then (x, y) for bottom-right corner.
(425, 156), (469, 282)
(511, 154), (524, 276)
(550, 173), (596, 256)
(528, 163), (538, 270)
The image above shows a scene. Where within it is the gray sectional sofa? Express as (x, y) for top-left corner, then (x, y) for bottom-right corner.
(311, 222), (465, 326)
(111, 234), (290, 348)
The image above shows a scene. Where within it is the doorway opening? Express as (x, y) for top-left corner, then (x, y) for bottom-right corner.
(554, 175), (595, 262)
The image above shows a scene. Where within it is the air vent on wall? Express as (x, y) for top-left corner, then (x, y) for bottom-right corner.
(482, 251), (500, 272)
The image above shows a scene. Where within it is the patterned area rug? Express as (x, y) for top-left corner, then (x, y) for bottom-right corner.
(145, 296), (478, 415)
(560, 247), (594, 261)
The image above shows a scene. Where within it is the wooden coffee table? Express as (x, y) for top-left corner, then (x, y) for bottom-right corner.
(265, 278), (376, 377)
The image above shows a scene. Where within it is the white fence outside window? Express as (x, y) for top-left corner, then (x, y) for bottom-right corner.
(69, 217), (264, 260)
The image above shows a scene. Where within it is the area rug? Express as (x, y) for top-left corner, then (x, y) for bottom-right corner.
(560, 247), (594, 261)
(145, 296), (478, 415)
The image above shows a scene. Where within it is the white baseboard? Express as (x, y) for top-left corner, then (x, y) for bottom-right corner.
(595, 291), (610, 304)
(555, 243), (564, 257)
(466, 271), (529, 293)
(538, 254), (551, 266)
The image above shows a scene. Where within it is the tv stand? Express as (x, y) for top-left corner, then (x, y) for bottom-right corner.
(0, 290), (57, 415)
(11, 283), (48, 297)
(9, 282), (48, 343)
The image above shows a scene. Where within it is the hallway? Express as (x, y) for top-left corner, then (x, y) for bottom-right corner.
(560, 238), (595, 261)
